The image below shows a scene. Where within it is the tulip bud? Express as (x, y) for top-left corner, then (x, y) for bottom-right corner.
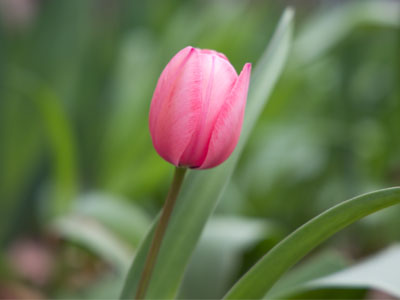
(149, 46), (251, 169)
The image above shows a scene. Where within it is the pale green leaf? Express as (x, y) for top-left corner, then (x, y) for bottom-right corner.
(51, 215), (133, 273)
(179, 217), (281, 299)
(267, 250), (349, 299)
(305, 244), (400, 298)
(73, 192), (151, 248)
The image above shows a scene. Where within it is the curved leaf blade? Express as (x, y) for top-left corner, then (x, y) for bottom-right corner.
(267, 249), (349, 299)
(223, 187), (400, 299)
(120, 8), (294, 299)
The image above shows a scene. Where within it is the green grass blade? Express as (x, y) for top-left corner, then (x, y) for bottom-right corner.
(223, 187), (400, 299)
(120, 7), (294, 299)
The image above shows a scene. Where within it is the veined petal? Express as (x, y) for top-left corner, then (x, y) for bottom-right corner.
(199, 63), (251, 169)
(149, 47), (202, 166)
(179, 50), (237, 167)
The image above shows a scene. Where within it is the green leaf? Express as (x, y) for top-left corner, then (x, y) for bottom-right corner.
(120, 7), (294, 299)
(179, 217), (282, 299)
(267, 250), (349, 299)
(7, 69), (79, 216)
(304, 244), (400, 298)
(0, 91), (42, 244)
(223, 187), (400, 299)
(73, 192), (151, 248)
(55, 274), (124, 300)
(98, 30), (162, 194)
(51, 214), (133, 273)
(34, 86), (79, 215)
(294, 0), (400, 65)
(50, 192), (152, 273)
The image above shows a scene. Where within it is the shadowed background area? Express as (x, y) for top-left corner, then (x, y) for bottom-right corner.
(0, 0), (399, 299)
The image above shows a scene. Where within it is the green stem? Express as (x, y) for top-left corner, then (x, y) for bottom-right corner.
(135, 167), (187, 299)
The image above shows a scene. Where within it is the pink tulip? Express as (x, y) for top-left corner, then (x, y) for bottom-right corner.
(149, 46), (251, 169)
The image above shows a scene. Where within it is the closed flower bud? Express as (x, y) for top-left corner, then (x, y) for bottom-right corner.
(149, 46), (251, 169)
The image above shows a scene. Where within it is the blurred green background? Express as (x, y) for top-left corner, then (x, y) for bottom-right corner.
(0, 0), (399, 298)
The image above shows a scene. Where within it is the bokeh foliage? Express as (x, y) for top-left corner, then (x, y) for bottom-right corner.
(0, 0), (399, 299)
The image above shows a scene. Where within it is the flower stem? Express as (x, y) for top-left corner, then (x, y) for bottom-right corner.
(135, 167), (187, 299)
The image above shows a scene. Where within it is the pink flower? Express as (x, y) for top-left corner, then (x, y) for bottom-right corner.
(149, 46), (251, 169)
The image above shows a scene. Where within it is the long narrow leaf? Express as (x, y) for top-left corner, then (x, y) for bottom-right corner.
(223, 187), (400, 299)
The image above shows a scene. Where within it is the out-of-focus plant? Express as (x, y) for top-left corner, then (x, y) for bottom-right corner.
(120, 7), (400, 300)
(1, 0), (400, 299)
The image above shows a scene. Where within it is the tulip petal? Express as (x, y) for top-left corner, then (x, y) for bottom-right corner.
(179, 51), (237, 167)
(149, 46), (193, 134)
(199, 63), (251, 169)
(199, 49), (229, 61)
(149, 47), (202, 166)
